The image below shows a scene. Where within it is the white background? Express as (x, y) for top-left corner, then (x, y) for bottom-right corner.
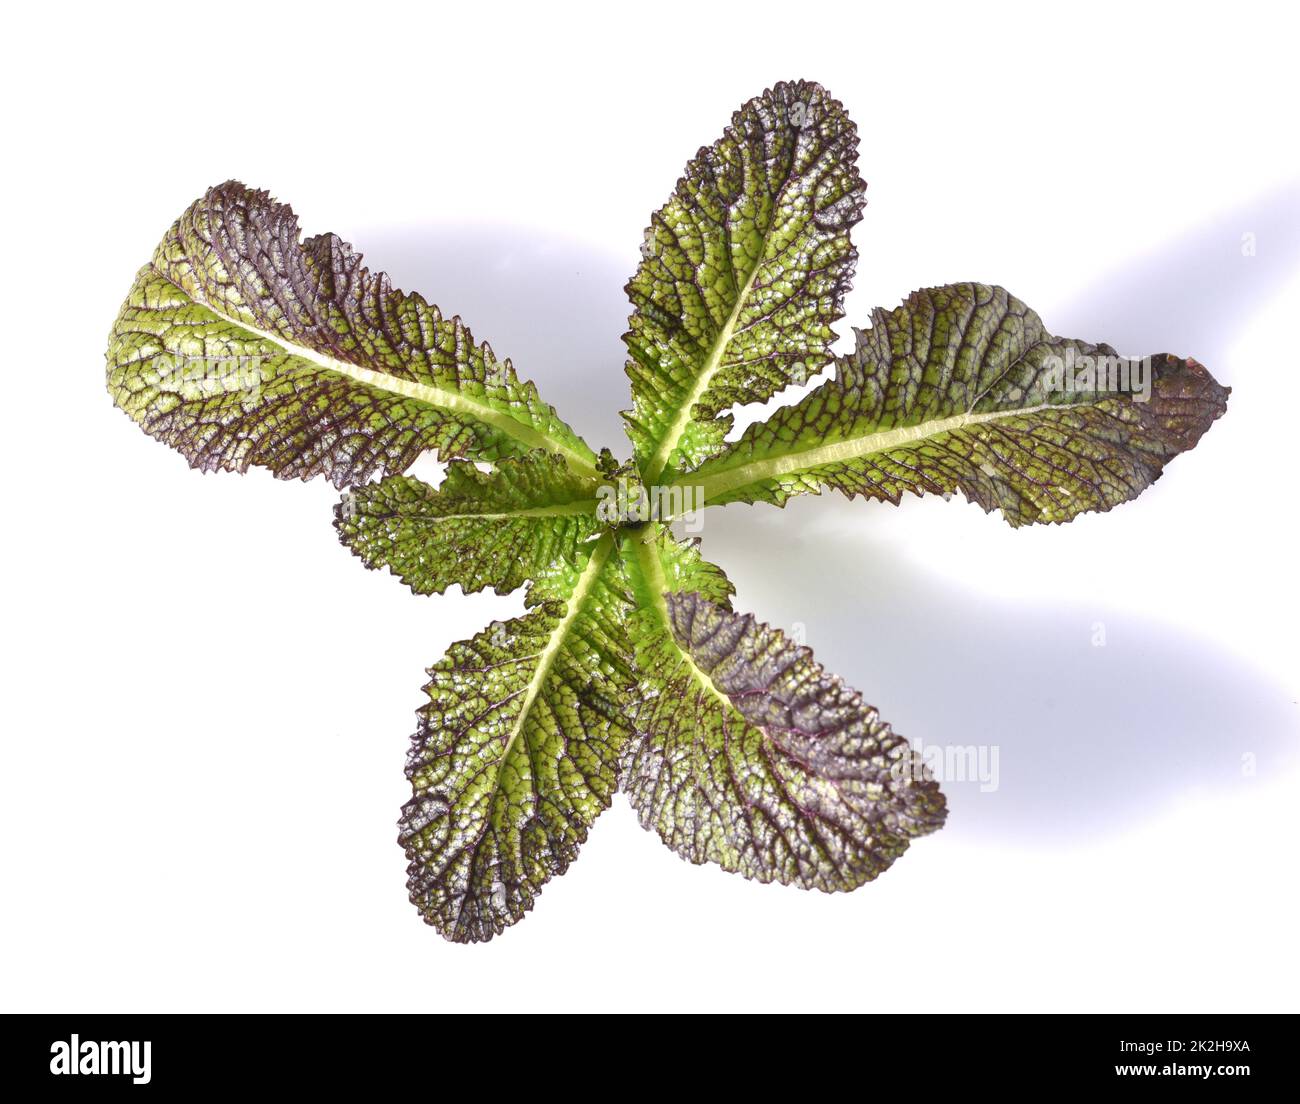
(2, 0), (1297, 1013)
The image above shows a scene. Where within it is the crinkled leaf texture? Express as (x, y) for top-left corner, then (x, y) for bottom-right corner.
(397, 525), (937, 943)
(105, 79), (1229, 946)
(107, 181), (599, 488)
(625, 540), (944, 891)
(333, 451), (600, 597)
(399, 535), (637, 943)
(623, 80), (865, 483)
(683, 283), (1229, 525)
(397, 529), (734, 942)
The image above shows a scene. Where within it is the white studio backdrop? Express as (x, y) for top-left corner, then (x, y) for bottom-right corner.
(2, 0), (1296, 1012)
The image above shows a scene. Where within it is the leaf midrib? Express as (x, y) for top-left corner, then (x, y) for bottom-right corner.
(641, 258), (764, 486)
(451, 531), (615, 936)
(498, 532), (614, 772)
(675, 403), (1054, 503)
(162, 266), (601, 482)
(629, 532), (734, 714)
(641, 154), (807, 492)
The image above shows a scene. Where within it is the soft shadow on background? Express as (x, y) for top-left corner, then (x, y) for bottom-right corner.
(699, 502), (1298, 843)
(352, 191), (1300, 844)
(1055, 179), (1300, 369)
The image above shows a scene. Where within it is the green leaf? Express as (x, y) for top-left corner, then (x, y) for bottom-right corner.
(681, 284), (1229, 525)
(623, 80), (865, 483)
(622, 548), (946, 889)
(334, 451), (601, 596)
(642, 527), (737, 610)
(107, 181), (599, 488)
(399, 534), (637, 943)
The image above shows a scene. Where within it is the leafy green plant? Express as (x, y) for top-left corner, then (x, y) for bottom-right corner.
(106, 80), (1229, 943)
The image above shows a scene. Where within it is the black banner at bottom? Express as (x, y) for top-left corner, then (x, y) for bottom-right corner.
(0, 1013), (1290, 1091)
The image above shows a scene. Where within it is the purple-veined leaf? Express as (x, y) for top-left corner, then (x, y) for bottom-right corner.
(335, 451), (601, 597)
(623, 536), (944, 888)
(682, 283), (1229, 525)
(108, 182), (599, 488)
(623, 80), (866, 483)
